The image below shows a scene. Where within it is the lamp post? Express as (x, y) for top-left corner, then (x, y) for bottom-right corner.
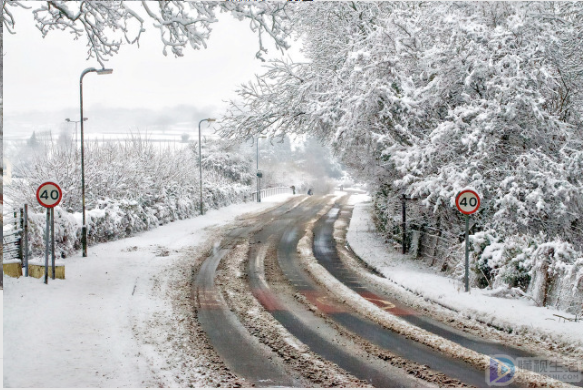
(256, 135), (267, 202)
(198, 118), (216, 215)
(79, 67), (113, 257)
(65, 117), (88, 147)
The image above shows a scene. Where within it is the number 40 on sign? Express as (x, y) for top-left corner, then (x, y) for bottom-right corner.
(456, 189), (480, 215)
(36, 182), (63, 208)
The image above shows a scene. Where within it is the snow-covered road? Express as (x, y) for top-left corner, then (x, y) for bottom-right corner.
(3, 195), (293, 387)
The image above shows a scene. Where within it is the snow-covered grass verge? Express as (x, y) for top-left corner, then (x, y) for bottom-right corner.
(3, 194), (293, 388)
(296, 195), (571, 387)
(347, 197), (583, 354)
(0, 290), (3, 386)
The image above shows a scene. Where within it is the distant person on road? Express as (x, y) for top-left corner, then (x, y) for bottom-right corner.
(291, 185), (296, 195)
(307, 188), (313, 196)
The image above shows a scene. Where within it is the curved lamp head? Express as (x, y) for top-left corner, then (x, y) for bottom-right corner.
(96, 68), (113, 75)
(81, 67), (113, 80)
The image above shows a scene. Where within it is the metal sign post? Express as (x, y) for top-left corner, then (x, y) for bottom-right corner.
(24, 204), (29, 277)
(44, 209), (50, 284)
(36, 182), (63, 284)
(465, 215), (470, 292)
(455, 189), (481, 293)
(51, 208), (56, 280)
(402, 194), (407, 254)
(257, 171), (263, 202)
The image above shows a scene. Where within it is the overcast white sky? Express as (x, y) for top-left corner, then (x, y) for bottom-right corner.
(3, 4), (305, 139)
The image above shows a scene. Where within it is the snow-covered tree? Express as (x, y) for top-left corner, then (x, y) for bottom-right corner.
(3, 1), (293, 66)
(219, 2), (583, 306)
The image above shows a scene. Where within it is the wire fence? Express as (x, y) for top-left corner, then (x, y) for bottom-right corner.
(408, 225), (467, 277)
(3, 205), (32, 280)
(3, 207), (25, 263)
(2, 188), (292, 265)
(377, 195), (468, 277)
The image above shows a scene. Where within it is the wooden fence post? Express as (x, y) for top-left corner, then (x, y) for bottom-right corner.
(402, 194), (407, 254)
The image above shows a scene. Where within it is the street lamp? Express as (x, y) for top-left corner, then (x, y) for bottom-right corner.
(79, 67), (113, 257)
(198, 118), (216, 215)
(256, 135), (267, 202)
(65, 117), (88, 146)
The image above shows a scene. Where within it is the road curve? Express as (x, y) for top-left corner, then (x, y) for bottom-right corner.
(273, 203), (495, 387)
(312, 195), (583, 387)
(194, 193), (579, 388)
(314, 201), (534, 357)
(247, 196), (425, 387)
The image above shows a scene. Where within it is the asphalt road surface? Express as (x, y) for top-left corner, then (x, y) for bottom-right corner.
(193, 194), (582, 388)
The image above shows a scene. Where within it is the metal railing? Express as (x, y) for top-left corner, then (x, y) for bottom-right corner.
(248, 187), (293, 202)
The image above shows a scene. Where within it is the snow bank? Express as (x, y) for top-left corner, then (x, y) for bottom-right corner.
(346, 198), (583, 355)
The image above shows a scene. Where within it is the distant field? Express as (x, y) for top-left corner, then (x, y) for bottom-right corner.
(3, 127), (223, 150)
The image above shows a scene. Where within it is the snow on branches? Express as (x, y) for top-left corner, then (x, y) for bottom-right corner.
(5, 1), (293, 67)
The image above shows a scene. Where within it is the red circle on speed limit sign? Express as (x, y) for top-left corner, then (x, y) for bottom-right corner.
(36, 182), (63, 208)
(456, 189), (480, 215)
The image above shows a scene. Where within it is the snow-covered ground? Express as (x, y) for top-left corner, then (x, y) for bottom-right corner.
(3, 194), (293, 388)
(1, 290), (3, 385)
(346, 194), (583, 354)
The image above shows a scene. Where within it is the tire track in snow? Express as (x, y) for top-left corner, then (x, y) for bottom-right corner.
(248, 196), (432, 388)
(193, 198), (305, 387)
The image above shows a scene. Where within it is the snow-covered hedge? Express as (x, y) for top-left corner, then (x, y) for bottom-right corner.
(7, 136), (254, 258)
(353, 4), (583, 314)
(469, 232), (583, 313)
(374, 190), (583, 314)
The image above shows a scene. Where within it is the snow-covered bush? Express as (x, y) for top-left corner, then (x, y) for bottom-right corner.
(198, 142), (255, 186)
(527, 239), (583, 312)
(471, 231), (535, 291)
(470, 232), (583, 313)
(6, 135), (255, 258)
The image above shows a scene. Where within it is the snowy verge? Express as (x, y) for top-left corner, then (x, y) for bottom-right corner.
(346, 198), (583, 355)
(296, 199), (570, 387)
(3, 194), (294, 388)
(1, 290), (3, 388)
